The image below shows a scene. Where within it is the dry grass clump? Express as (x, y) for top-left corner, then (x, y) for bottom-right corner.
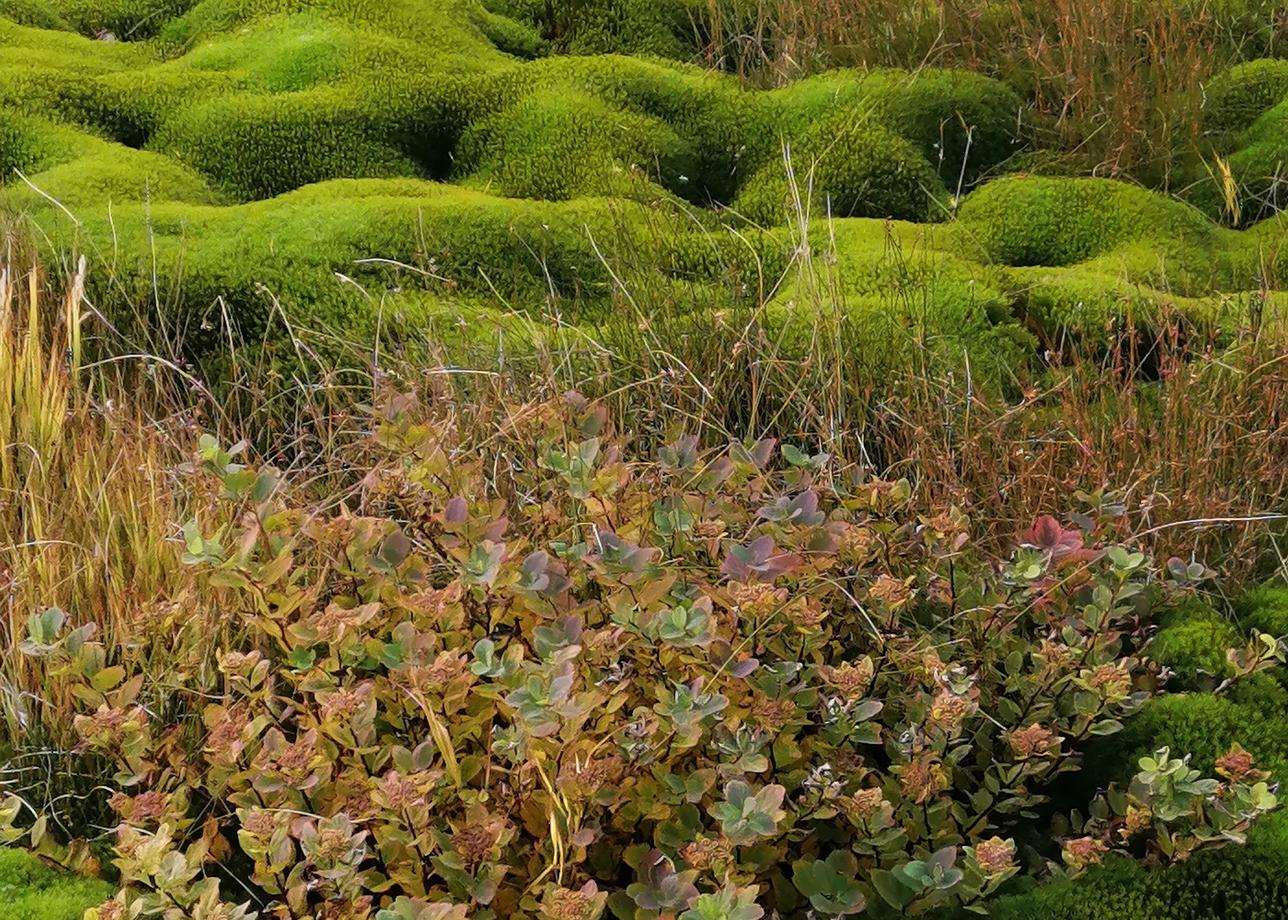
(699, 0), (1287, 184)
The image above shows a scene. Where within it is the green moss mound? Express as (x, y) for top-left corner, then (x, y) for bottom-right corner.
(1217, 99), (1288, 223)
(454, 89), (695, 201)
(0, 0), (1281, 379)
(16, 178), (725, 356)
(0, 1), (68, 30)
(1193, 59), (1288, 224)
(956, 176), (1221, 269)
(0, 849), (112, 920)
(761, 68), (1023, 189)
(34, 0), (194, 39)
(762, 217), (1034, 383)
(1236, 584), (1288, 637)
(735, 109), (949, 224)
(149, 90), (424, 201)
(491, 0), (701, 59)
(990, 817), (1288, 920)
(1206, 59), (1288, 138)
(1148, 599), (1242, 689)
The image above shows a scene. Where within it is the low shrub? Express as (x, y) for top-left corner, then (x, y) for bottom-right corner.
(996, 583), (1288, 918)
(989, 815), (1288, 920)
(7, 395), (1278, 919)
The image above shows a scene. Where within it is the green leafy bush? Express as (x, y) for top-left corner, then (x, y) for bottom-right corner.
(6, 397), (1277, 919)
(996, 583), (1288, 919)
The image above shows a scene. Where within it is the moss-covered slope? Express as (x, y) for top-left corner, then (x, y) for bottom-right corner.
(0, 2), (1283, 381)
(0, 849), (112, 920)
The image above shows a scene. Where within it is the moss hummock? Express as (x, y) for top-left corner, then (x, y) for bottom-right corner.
(0, 849), (112, 920)
(0, 3), (1283, 383)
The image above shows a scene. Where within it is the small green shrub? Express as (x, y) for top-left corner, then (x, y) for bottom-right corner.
(8, 401), (1277, 919)
(993, 583), (1288, 919)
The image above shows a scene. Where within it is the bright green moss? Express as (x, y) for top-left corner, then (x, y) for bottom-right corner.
(1217, 98), (1288, 224)
(36, 0), (195, 38)
(1236, 583), (1288, 636)
(762, 217), (1033, 384)
(762, 68), (1023, 189)
(1206, 59), (1288, 138)
(175, 15), (360, 90)
(0, 65), (137, 142)
(0, 849), (113, 920)
(0, 1), (68, 29)
(989, 816), (1288, 920)
(500, 0), (701, 59)
(0, 17), (148, 68)
(993, 268), (1241, 342)
(150, 90), (423, 200)
(454, 90), (695, 201)
(0, 109), (221, 206)
(1147, 600), (1241, 689)
(470, 5), (545, 59)
(0, 109), (89, 175)
(465, 55), (753, 203)
(1082, 692), (1288, 796)
(956, 176), (1223, 271)
(845, 68), (1023, 186)
(0, 0), (1279, 373)
(735, 110), (948, 225)
(155, 0), (513, 63)
(12, 178), (670, 345)
(16, 147), (223, 207)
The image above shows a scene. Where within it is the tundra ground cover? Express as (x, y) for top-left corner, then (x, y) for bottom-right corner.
(0, 0), (1287, 392)
(2, 2), (1288, 919)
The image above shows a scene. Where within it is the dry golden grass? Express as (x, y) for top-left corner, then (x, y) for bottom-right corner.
(0, 255), (1285, 766)
(698, 0), (1286, 184)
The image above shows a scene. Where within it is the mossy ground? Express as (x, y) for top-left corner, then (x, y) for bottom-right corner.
(987, 584), (1288, 919)
(0, 848), (112, 920)
(0, 1), (1285, 384)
